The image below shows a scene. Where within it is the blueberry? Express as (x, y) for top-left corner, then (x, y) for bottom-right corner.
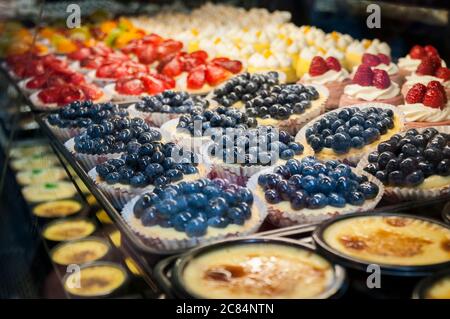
(309, 136), (324, 152)
(290, 190), (307, 210)
(399, 157), (418, 174)
(328, 192), (346, 207)
(264, 189), (281, 204)
(185, 218), (207, 237)
(424, 147), (443, 162)
(358, 181), (379, 199)
(351, 136), (365, 149)
(345, 191), (365, 205)
(306, 193), (328, 209)
(378, 151), (395, 169)
(404, 170), (424, 186)
(368, 151), (379, 163)
(130, 173), (147, 187)
(208, 197), (228, 215)
(105, 172), (120, 184)
(331, 133), (351, 153)
(141, 208), (158, 226)
(388, 170), (404, 186)
(207, 216), (230, 228)
(317, 176), (336, 194)
(301, 175), (318, 193)
(436, 159), (450, 176)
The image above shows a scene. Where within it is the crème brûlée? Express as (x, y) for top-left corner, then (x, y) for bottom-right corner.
(323, 216), (450, 266)
(51, 238), (109, 265)
(182, 244), (336, 299)
(32, 199), (82, 218)
(64, 264), (126, 297)
(43, 219), (96, 241)
(424, 276), (450, 299)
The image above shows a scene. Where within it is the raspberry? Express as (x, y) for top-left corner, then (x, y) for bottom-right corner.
(423, 87), (445, 109)
(377, 53), (390, 65)
(352, 65), (374, 86)
(325, 56), (341, 71)
(416, 57), (435, 75)
(435, 67), (450, 81)
(372, 69), (390, 89)
(362, 53), (381, 67)
(424, 45), (439, 57)
(405, 83), (426, 104)
(409, 45), (426, 59)
(427, 80), (447, 103)
(309, 56), (329, 76)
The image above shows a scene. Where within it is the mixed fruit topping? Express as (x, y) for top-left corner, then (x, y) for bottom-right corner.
(305, 106), (395, 153)
(133, 178), (253, 236)
(309, 56), (342, 76)
(96, 142), (198, 188)
(47, 101), (128, 129)
(37, 83), (104, 106)
(352, 65), (391, 89)
(258, 157), (379, 209)
(208, 126), (304, 165)
(176, 106), (257, 136)
(74, 117), (161, 155)
(405, 81), (447, 109)
(135, 90), (208, 114)
(245, 84), (320, 120)
(212, 72), (279, 107)
(363, 128), (450, 187)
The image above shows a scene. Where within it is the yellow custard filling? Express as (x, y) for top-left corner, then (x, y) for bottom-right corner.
(323, 216), (450, 266)
(416, 175), (450, 190)
(33, 200), (82, 218)
(52, 240), (109, 265)
(182, 244), (335, 299)
(425, 277), (450, 299)
(22, 182), (77, 202)
(64, 265), (126, 297)
(43, 219), (96, 241)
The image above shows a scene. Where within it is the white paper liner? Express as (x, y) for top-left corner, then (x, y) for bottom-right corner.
(45, 119), (84, 142)
(356, 125), (450, 202)
(256, 84), (329, 136)
(127, 103), (182, 127)
(119, 191), (268, 252)
(64, 138), (122, 171)
(247, 165), (384, 228)
(17, 78), (37, 95)
(295, 102), (406, 165)
(29, 89), (111, 111)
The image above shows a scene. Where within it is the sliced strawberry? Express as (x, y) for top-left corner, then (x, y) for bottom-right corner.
(362, 53), (381, 67)
(405, 83), (427, 104)
(377, 53), (390, 65)
(325, 56), (341, 71)
(67, 72), (85, 85)
(309, 56), (329, 76)
(80, 56), (104, 69)
(409, 45), (425, 59)
(96, 62), (121, 78)
(187, 65), (206, 89)
(68, 47), (91, 61)
(424, 45), (439, 57)
(153, 73), (176, 89)
(211, 58), (243, 74)
(427, 81), (447, 103)
(423, 87), (445, 109)
(190, 50), (208, 61)
(161, 56), (183, 77)
(205, 64), (229, 86)
(182, 56), (205, 72)
(156, 40), (183, 59)
(372, 69), (390, 89)
(26, 75), (49, 89)
(58, 86), (84, 105)
(141, 75), (166, 95)
(352, 65), (374, 86)
(416, 57), (435, 76)
(435, 67), (450, 81)
(80, 84), (103, 100)
(47, 76), (68, 87)
(38, 87), (61, 104)
(116, 78), (145, 95)
(142, 33), (163, 45)
(137, 44), (158, 64)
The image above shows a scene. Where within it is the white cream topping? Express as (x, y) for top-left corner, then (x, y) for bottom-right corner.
(344, 83), (400, 100)
(302, 69), (350, 85)
(398, 55), (447, 72)
(405, 73), (450, 88)
(398, 103), (450, 122)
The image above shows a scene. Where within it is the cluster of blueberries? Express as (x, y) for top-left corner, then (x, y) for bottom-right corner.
(209, 126), (305, 165)
(258, 157), (379, 209)
(47, 101), (128, 128)
(305, 107), (395, 154)
(212, 72), (279, 107)
(74, 117), (161, 155)
(176, 106), (257, 136)
(133, 178), (253, 237)
(95, 141), (198, 187)
(364, 128), (450, 187)
(245, 84), (319, 120)
(134, 90), (208, 114)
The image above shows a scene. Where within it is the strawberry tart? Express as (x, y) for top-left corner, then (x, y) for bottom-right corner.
(6, 53), (69, 80)
(18, 69), (85, 95)
(87, 60), (148, 86)
(398, 45), (446, 78)
(299, 56), (350, 110)
(399, 81), (450, 128)
(352, 53), (402, 85)
(401, 56), (450, 97)
(30, 83), (109, 110)
(339, 65), (403, 107)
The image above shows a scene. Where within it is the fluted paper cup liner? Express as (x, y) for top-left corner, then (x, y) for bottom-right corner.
(296, 102), (406, 166)
(356, 125), (450, 202)
(17, 78), (38, 95)
(119, 191), (268, 253)
(247, 166), (384, 228)
(65, 138), (122, 171)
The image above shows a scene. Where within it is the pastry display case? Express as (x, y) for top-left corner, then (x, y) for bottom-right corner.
(0, 0), (449, 300)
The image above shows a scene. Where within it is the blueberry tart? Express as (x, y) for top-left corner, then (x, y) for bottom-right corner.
(88, 141), (200, 208)
(297, 103), (405, 164)
(120, 178), (267, 252)
(358, 127), (450, 201)
(205, 72), (280, 110)
(245, 83), (328, 135)
(202, 126), (312, 185)
(160, 106), (257, 153)
(128, 90), (211, 127)
(248, 157), (383, 227)
(65, 117), (161, 170)
(46, 101), (128, 141)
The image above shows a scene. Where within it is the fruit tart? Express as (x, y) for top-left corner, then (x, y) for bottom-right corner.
(104, 73), (175, 103)
(122, 36), (183, 66)
(6, 53), (69, 80)
(74, 52), (129, 74)
(202, 126), (312, 185)
(340, 65), (403, 107)
(398, 45), (446, 78)
(297, 104), (405, 164)
(67, 43), (114, 62)
(160, 107), (257, 153)
(30, 83), (109, 111)
(401, 57), (450, 97)
(87, 60), (148, 86)
(18, 69), (85, 95)
(121, 178), (266, 251)
(89, 142), (200, 208)
(399, 82), (450, 128)
(206, 72), (280, 110)
(46, 101), (129, 141)
(358, 127), (450, 201)
(128, 90), (209, 127)
(351, 53), (402, 85)
(244, 83), (329, 135)
(299, 56), (351, 110)
(248, 157), (383, 227)
(65, 117), (161, 170)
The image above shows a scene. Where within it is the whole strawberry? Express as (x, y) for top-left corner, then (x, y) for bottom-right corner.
(423, 87), (445, 109)
(325, 56), (341, 71)
(362, 53), (381, 67)
(372, 69), (391, 89)
(377, 53), (390, 65)
(353, 65), (374, 86)
(405, 83), (426, 104)
(309, 56), (329, 76)
(436, 67), (450, 81)
(409, 45), (426, 59)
